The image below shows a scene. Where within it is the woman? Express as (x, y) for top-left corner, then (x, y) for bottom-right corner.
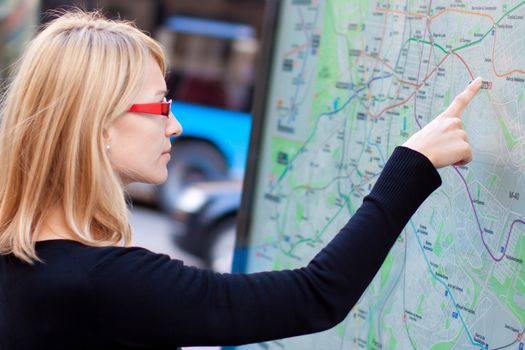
(0, 10), (481, 350)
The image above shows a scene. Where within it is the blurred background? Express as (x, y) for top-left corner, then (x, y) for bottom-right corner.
(0, 0), (265, 274)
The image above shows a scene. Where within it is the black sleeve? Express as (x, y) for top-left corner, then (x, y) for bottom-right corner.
(88, 146), (441, 348)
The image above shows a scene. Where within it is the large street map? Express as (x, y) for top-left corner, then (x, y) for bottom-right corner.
(238, 1), (525, 349)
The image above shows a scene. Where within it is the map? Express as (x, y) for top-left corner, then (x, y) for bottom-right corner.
(236, 1), (525, 349)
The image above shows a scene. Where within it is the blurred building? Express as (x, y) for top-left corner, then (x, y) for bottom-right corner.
(0, 0), (39, 81)
(105, 0), (264, 112)
(40, 0), (264, 112)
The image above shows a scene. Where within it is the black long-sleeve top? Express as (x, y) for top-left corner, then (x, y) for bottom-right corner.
(0, 146), (441, 349)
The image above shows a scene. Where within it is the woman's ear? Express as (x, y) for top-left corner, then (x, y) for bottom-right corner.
(102, 128), (111, 150)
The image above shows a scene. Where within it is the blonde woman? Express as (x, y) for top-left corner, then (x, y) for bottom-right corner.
(0, 11), (481, 350)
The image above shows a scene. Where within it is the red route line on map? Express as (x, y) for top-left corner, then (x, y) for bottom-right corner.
(451, 51), (475, 80)
(367, 54), (450, 119)
(360, 53), (422, 88)
(363, 5), (525, 118)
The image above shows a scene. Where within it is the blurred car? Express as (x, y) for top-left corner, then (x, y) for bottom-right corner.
(172, 180), (242, 272)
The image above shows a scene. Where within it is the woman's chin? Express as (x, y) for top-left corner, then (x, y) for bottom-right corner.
(118, 166), (168, 186)
(148, 169), (168, 185)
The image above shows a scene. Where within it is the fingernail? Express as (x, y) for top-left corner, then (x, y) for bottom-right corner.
(473, 77), (482, 86)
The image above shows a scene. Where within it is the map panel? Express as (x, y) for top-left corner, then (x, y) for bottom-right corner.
(237, 1), (525, 349)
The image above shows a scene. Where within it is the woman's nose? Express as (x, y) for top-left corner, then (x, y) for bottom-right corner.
(167, 111), (183, 137)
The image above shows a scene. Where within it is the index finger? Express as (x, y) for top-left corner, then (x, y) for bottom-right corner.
(443, 77), (483, 117)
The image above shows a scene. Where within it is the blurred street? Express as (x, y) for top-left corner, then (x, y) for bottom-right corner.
(129, 204), (204, 267)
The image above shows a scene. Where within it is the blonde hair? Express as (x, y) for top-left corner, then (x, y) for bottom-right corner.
(0, 10), (167, 264)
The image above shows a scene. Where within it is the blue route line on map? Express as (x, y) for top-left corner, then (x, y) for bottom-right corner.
(276, 73), (394, 186)
(409, 220), (485, 349)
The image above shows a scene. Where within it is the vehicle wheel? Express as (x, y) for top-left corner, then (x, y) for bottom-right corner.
(207, 216), (237, 272)
(158, 140), (228, 213)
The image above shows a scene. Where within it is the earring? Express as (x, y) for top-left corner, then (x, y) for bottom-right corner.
(105, 144), (110, 150)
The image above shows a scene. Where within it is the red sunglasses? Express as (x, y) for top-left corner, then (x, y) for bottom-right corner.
(128, 99), (172, 117)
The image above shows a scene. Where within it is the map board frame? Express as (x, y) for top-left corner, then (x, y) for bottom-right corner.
(232, 0), (280, 274)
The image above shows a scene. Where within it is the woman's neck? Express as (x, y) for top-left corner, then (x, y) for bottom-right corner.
(34, 207), (77, 242)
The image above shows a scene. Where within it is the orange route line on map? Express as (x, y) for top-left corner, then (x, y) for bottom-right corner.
(490, 30), (525, 77)
(375, 7), (496, 24)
